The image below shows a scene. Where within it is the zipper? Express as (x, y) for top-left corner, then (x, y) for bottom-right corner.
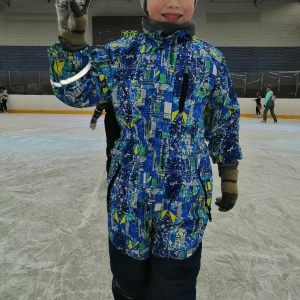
(178, 71), (189, 113)
(107, 164), (121, 206)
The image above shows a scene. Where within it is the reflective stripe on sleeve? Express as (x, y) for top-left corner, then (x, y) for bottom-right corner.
(50, 80), (62, 88)
(50, 62), (92, 87)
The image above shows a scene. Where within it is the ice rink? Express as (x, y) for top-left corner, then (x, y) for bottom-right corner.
(0, 114), (300, 300)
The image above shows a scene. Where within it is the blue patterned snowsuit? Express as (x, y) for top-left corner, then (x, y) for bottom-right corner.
(48, 29), (242, 261)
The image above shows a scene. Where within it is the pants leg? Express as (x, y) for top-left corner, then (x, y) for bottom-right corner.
(109, 239), (202, 300)
(149, 242), (202, 300)
(109, 240), (150, 300)
(2, 100), (7, 112)
(104, 115), (121, 172)
(256, 106), (260, 115)
(0, 103), (3, 113)
(106, 143), (113, 173)
(270, 106), (277, 122)
(263, 106), (270, 121)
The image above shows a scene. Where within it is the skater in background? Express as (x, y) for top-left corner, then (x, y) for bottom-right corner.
(0, 87), (3, 113)
(90, 101), (120, 172)
(262, 85), (277, 123)
(0, 87), (8, 113)
(49, 0), (242, 299)
(253, 91), (262, 118)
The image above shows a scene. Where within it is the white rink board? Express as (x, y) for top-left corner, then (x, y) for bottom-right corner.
(5, 95), (300, 118)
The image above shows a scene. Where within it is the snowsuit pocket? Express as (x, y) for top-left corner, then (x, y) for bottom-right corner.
(107, 164), (121, 206)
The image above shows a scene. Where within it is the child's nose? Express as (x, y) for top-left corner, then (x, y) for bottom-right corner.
(166, 0), (180, 9)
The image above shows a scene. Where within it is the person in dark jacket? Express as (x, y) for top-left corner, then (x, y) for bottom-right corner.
(90, 101), (121, 172)
(253, 91), (262, 118)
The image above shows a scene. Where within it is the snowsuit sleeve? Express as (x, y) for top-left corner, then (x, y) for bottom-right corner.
(48, 42), (118, 108)
(204, 56), (242, 164)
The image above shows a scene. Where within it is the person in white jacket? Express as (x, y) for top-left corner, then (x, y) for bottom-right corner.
(0, 87), (8, 113)
(0, 87), (3, 113)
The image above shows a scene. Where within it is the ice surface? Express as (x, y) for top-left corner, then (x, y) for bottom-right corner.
(0, 114), (299, 300)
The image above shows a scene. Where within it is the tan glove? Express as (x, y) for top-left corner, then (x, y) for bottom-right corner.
(56, 0), (91, 51)
(215, 163), (239, 212)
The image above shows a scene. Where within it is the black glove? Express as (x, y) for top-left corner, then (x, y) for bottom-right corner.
(215, 162), (239, 212)
(56, 0), (91, 51)
(90, 120), (97, 130)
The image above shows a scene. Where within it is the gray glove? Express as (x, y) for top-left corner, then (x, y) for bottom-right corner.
(215, 163), (239, 212)
(56, 0), (91, 51)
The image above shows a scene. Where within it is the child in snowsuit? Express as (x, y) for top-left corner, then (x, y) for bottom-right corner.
(49, 0), (242, 299)
(90, 101), (121, 172)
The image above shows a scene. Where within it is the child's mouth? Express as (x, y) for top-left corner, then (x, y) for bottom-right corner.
(163, 13), (182, 22)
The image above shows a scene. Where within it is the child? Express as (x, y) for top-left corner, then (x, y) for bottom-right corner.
(253, 91), (262, 117)
(90, 101), (121, 172)
(49, 0), (242, 299)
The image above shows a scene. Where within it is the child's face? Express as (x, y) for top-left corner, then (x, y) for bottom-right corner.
(147, 0), (195, 24)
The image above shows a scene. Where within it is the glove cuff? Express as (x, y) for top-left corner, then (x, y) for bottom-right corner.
(221, 169), (238, 181)
(220, 169), (238, 203)
(60, 30), (86, 46)
(91, 118), (97, 124)
(218, 161), (239, 177)
(59, 15), (88, 47)
(58, 35), (86, 52)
